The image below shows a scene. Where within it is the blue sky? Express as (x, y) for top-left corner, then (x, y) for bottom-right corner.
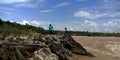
(0, 0), (120, 32)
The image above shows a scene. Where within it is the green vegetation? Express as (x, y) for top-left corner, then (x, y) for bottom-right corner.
(0, 18), (120, 37)
(0, 18), (46, 36)
(68, 31), (120, 37)
(51, 30), (120, 37)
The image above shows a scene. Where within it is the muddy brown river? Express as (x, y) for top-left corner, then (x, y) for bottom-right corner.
(73, 36), (120, 60)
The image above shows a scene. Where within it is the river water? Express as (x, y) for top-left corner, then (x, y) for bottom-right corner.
(73, 36), (120, 60)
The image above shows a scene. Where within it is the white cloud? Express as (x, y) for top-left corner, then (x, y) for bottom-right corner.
(18, 20), (51, 29)
(109, 13), (120, 17)
(37, 0), (45, 2)
(20, 20), (41, 26)
(103, 0), (109, 2)
(75, 0), (120, 19)
(14, 0), (45, 8)
(76, 0), (86, 2)
(0, 0), (30, 4)
(102, 0), (120, 9)
(74, 10), (120, 20)
(74, 11), (109, 19)
(15, 3), (39, 8)
(18, 19), (120, 33)
(0, 0), (45, 8)
(67, 20), (120, 32)
(103, 0), (120, 3)
(74, 11), (90, 17)
(20, 20), (29, 25)
(102, 20), (120, 32)
(80, 20), (99, 32)
(40, 10), (53, 13)
(32, 20), (40, 26)
(53, 2), (70, 8)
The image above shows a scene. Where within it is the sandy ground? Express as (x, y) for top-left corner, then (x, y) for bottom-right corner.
(72, 36), (120, 60)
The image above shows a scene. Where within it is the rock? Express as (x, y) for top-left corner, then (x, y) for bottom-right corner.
(18, 46), (41, 58)
(15, 47), (25, 60)
(0, 32), (95, 60)
(0, 41), (2, 44)
(0, 45), (40, 60)
(0, 45), (25, 60)
(45, 35), (79, 60)
(57, 32), (95, 57)
(33, 47), (59, 60)
(27, 58), (33, 60)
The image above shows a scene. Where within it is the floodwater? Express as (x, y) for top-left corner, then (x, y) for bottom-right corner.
(73, 36), (120, 60)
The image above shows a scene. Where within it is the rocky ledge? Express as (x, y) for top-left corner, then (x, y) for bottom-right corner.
(0, 32), (95, 60)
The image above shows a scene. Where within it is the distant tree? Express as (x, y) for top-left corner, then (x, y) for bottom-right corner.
(6, 21), (11, 24)
(0, 18), (3, 25)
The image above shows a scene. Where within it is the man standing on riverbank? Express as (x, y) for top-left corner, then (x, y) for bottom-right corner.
(49, 24), (53, 35)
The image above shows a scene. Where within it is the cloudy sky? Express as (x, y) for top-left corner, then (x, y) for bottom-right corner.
(0, 0), (120, 32)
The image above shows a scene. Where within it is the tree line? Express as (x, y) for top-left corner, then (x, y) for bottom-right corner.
(0, 18), (120, 37)
(0, 18), (46, 36)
